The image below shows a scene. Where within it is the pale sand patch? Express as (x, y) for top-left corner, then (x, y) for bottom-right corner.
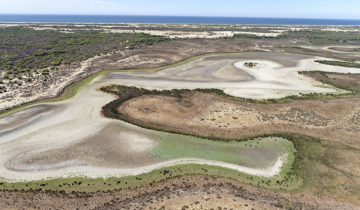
(119, 132), (158, 152)
(0, 105), (63, 136)
(0, 106), (50, 130)
(233, 31), (282, 37)
(104, 29), (282, 39)
(5, 159), (89, 172)
(0, 155), (287, 183)
(154, 57), (251, 82)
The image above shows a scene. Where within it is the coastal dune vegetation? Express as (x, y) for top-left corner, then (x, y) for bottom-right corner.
(0, 27), (168, 80)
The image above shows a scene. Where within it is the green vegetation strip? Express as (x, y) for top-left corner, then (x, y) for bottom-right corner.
(0, 133), (323, 194)
(315, 60), (360, 68)
(235, 30), (360, 45)
(152, 135), (291, 168)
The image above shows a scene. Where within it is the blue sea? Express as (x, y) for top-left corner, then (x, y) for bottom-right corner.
(0, 14), (360, 25)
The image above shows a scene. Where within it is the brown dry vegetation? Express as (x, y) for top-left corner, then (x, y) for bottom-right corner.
(1, 175), (357, 210)
(300, 72), (360, 93)
(117, 91), (360, 148)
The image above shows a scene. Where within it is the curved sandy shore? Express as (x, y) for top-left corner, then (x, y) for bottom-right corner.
(0, 155), (287, 183)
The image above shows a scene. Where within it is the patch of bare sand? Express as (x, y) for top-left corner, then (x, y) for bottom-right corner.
(120, 132), (158, 152)
(104, 29), (282, 39)
(0, 105), (53, 132)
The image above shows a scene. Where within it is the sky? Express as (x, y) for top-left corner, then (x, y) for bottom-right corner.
(1, 0), (360, 19)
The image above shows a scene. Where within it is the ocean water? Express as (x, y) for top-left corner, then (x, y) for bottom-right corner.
(0, 14), (360, 25)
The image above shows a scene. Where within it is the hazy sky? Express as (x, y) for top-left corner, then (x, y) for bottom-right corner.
(1, 0), (360, 19)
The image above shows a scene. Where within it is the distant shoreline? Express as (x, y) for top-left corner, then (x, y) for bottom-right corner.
(1, 14), (360, 25)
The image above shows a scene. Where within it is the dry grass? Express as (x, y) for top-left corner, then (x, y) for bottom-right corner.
(118, 92), (360, 148)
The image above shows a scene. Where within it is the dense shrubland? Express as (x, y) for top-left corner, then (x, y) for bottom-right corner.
(0, 27), (168, 79)
(234, 30), (360, 44)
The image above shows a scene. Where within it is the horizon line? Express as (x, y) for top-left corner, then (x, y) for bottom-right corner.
(1, 14), (360, 21)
